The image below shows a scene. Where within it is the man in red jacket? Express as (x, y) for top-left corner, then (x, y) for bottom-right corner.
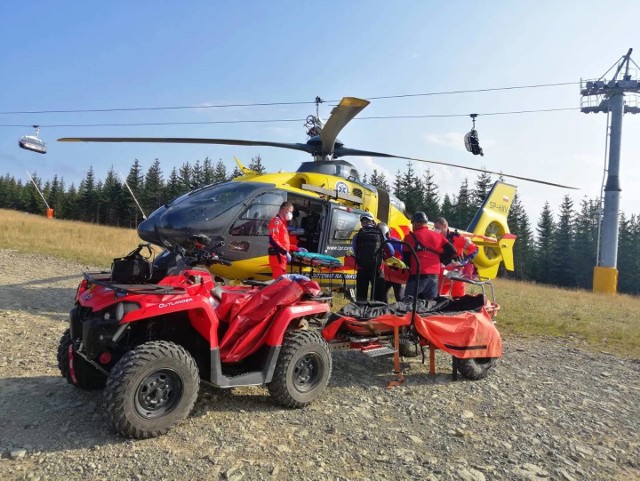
(403, 212), (457, 300)
(268, 201), (294, 279)
(438, 217), (479, 297)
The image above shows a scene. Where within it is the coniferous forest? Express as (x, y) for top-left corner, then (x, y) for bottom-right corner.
(1, 156), (638, 295)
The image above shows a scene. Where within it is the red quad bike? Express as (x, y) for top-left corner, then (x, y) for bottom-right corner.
(322, 243), (502, 382)
(57, 236), (333, 439)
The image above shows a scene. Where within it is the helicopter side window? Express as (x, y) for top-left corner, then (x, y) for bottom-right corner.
(323, 208), (360, 257)
(330, 210), (361, 242)
(229, 191), (285, 236)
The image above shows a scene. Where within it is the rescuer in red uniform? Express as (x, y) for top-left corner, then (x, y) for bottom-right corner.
(437, 217), (479, 297)
(403, 212), (457, 300)
(268, 201), (294, 279)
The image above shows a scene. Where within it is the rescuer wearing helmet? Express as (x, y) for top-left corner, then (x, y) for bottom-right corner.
(268, 201), (294, 279)
(378, 222), (406, 301)
(403, 212), (457, 300)
(352, 212), (394, 302)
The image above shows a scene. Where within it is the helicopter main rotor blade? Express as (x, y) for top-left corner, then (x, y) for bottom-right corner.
(58, 137), (315, 154)
(320, 97), (370, 157)
(335, 146), (579, 190)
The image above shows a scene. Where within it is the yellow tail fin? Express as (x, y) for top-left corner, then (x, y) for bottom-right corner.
(468, 181), (518, 279)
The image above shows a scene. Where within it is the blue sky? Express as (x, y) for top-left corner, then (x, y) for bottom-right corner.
(1, 0), (639, 223)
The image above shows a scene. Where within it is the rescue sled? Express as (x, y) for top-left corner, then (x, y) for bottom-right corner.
(322, 269), (502, 382)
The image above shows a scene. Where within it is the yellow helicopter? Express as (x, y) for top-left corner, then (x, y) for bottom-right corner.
(59, 97), (575, 285)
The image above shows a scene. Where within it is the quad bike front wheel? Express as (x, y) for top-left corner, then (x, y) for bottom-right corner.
(104, 341), (200, 439)
(454, 357), (498, 380)
(268, 330), (332, 408)
(57, 329), (107, 390)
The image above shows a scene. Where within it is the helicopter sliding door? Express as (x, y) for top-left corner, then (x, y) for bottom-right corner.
(286, 195), (326, 254)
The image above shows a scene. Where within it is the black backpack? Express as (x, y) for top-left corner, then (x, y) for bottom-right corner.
(355, 227), (384, 268)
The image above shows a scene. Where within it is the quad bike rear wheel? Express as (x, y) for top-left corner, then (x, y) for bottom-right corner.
(268, 330), (332, 408)
(104, 341), (199, 439)
(454, 357), (497, 380)
(57, 329), (107, 390)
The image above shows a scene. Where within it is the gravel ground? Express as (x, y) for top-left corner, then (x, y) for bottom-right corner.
(0, 248), (639, 481)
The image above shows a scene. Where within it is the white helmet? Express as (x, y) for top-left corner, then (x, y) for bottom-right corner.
(360, 212), (375, 223)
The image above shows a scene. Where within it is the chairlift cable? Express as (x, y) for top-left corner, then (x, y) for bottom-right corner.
(0, 107), (579, 129)
(0, 81), (578, 116)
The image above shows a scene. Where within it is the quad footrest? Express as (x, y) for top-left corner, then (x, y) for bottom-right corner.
(361, 345), (396, 358)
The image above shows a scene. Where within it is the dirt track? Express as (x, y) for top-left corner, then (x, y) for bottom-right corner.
(0, 248), (639, 481)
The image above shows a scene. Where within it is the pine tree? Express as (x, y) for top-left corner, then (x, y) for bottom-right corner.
(202, 157), (215, 185)
(125, 160), (145, 227)
(573, 197), (600, 288)
(65, 183), (81, 220)
(178, 162), (192, 191)
(49, 175), (66, 219)
(549, 195), (575, 286)
(101, 168), (123, 226)
(369, 169), (390, 191)
(452, 179), (474, 229)
(0, 174), (17, 208)
(507, 193), (534, 280)
(472, 171), (493, 212)
(213, 160), (228, 184)
(393, 170), (402, 197)
(191, 159), (203, 189)
(165, 167), (183, 201)
(422, 169), (440, 220)
(79, 167), (99, 222)
(142, 159), (165, 214)
(229, 166), (243, 180)
(397, 162), (423, 215)
(23, 171), (44, 214)
(248, 155), (266, 174)
(618, 213), (640, 295)
(440, 194), (455, 224)
(533, 202), (555, 283)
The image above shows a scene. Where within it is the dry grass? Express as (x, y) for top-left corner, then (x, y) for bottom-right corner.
(0, 209), (142, 267)
(2, 208), (639, 358)
(492, 278), (640, 358)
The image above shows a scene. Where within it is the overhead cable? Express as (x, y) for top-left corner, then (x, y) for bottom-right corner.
(0, 106), (580, 129)
(0, 81), (579, 116)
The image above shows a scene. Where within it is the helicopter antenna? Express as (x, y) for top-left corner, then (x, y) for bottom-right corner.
(119, 171), (147, 220)
(315, 96), (323, 119)
(25, 170), (50, 210)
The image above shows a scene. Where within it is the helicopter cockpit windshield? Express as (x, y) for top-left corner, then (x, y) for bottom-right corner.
(139, 182), (275, 248)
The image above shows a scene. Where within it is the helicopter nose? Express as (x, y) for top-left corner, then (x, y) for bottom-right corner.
(137, 214), (163, 246)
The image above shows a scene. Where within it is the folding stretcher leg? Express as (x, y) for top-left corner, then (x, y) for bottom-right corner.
(429, 345), (436, 375)
(386, 325), (405, 389)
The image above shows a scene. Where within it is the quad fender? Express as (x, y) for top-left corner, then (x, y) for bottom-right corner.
(467, 181), (518, 279)
(264, 302), (331, 347)
(119, 298), (221, 348)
